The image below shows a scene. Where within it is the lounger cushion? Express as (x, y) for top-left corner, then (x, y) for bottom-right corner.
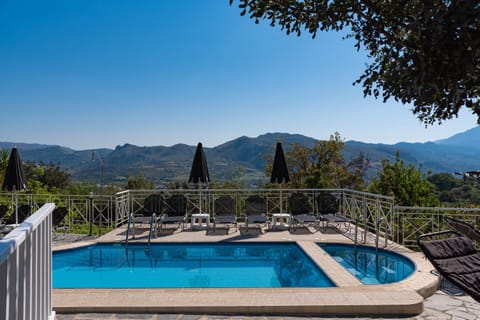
(435, 254), (480, 273)
(246, 215), (267, 223)
(293, 214), (316, 223)
(162, 215), (185, 224)
(421, 236), (477, 259)
(445, 216), (480, 243)
(215, 216), (236, 224)
(319, 214), (348, 222)
(419, 235), (480, 302)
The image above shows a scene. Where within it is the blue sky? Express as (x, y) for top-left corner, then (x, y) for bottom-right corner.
(0, 0), (477, 150)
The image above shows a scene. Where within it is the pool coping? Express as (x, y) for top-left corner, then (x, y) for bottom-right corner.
(53, 287), (424, 316)
(52, 229), (439, 316)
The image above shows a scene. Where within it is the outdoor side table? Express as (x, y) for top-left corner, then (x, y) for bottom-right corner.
(191, 213), (210, 230)
(271, 213), (292, 230)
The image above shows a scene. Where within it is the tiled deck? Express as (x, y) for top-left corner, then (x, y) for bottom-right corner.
(53, 224), (441, 317)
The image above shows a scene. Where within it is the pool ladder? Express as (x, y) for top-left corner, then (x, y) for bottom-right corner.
(354, 215), (363, 250)
(375, 218), (384, 256)
(354, 215), (385, 255)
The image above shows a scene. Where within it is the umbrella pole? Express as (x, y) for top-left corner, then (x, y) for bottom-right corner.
(280, 189), (282, 213)
(15, 189), (18, 225)
(280, 185), (284, 213)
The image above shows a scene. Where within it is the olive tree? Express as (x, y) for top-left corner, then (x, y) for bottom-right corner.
(285, 132), (367, 189)
(230, 0), (480, 124)
(369, 153), (439, 206)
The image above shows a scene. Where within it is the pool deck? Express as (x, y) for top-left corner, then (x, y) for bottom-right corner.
(52, 224), (440, 317)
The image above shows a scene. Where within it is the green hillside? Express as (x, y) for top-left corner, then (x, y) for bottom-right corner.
(1, 127), (479, 185)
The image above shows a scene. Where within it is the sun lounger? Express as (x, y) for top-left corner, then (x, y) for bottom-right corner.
(288, 193), (317, 231)
(0, 205), (12, 239)
(0, 204), (8, 221)
(0, 204), (9, 231)
(244, 195), (268, 232)
(52, 206), (69, 239)
(158, 194), (187, 231)
(213, 195), (237, 232)
(4, 204), (32, 225)
(126, 194), (163, 241)
(316, 192), (349, 231)
(444, 216), (480, 243)
(417, 230), (480, 302)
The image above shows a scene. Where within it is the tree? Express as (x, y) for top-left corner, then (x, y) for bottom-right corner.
(429, 172), (480, 205)
(428, 172), (460, 191)
(0, 149), (8, 187)
(285, 132), (367, 189)
(23, 161), (71, 192)
(40, 162), (71, 190)
(211, 166), (248, 189)
(230, 0), (480, 124)
(369, 153), (439, 206)
(125, 172), (155, 190)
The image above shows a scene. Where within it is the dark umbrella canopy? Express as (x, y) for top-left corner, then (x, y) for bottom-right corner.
(189, 143), (210, 184)
(270, 142), (290, 184)
(2, 147), (27, 192)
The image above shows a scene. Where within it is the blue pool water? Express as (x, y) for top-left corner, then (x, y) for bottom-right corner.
(53, 242), (335, 289)
(319, 243), (415, 285)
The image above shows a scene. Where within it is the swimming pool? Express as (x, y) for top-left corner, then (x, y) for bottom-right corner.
(319, 243), (415, 284)
(53, 242), (335, 288)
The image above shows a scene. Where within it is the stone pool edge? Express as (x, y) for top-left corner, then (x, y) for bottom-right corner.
(52, 287), (424, 316)
(52, 239), (438, 316)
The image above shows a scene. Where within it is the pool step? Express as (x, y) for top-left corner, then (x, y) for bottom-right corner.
(297, 241), (363, 287)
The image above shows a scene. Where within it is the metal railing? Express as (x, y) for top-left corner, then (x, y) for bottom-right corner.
(116, 189), (480, 250)
(115, 188), (395, 245)
(3, 190), (480, 251)
(0, 193), (116, 234)
(394, 206), (480, 249)
(0, 203), (55, 320)
(339, 189), (394, 247)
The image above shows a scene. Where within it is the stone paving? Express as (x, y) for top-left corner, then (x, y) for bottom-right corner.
(55, 291), (480, 320)
(52, 289), (480, 320)
(52, 233), (480, 320)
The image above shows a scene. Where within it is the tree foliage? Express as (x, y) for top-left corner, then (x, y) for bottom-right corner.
(0, 149), (8, 187)
(211, 166), (248, 189)
(125, 172), (155, 190)
(285, 132), (367, 189)
(369, 153), (439, 206)
(23, 161), (71, 192)
(429, 172), (480, 205)
(230, 0), (480, 124)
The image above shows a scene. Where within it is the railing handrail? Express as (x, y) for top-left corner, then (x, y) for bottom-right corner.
(0, 203), (55, 320)
(395, 206), (480, 212)
(0, 203), (54, 263)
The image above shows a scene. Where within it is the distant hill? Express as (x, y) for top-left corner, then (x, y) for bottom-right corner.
(435, 126), (480, 149)
(1, 127), (479, 185)
(0, 141), (55, 151)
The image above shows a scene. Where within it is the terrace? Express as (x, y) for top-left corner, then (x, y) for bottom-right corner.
(1, 188), (480, 319)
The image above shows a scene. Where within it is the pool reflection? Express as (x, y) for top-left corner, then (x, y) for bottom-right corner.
(53, 242), (335, 289)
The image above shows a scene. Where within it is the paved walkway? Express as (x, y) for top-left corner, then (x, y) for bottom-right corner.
(52, 234), (480, 320)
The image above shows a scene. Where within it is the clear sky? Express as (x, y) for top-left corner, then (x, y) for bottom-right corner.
(0, 0), (477, 150)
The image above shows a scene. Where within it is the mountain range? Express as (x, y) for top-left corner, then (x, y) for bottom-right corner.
(1, 127), (479, 185)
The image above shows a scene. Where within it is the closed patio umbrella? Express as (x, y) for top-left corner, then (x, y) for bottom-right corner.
(270, 142), (290, 213)
(2, 147), (28, 225)
(189, 143), (210, 213)
(270, 142), (290, 184)
(189, 143), (210, 184)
